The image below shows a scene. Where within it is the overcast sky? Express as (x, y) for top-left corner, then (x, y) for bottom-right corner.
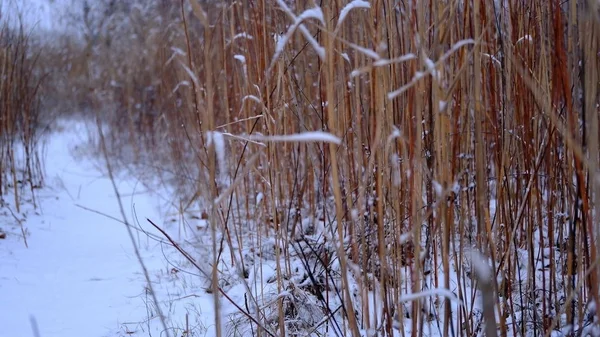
(1, 0), (77, 32)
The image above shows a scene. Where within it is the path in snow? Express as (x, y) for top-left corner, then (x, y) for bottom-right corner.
(0, 121), (213, 337)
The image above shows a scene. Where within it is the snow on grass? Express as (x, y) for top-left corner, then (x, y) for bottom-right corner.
(242, 94), (262, 105)
(234, 55), (248, 81)
(230, 32), (253, 44)
(372, 53), (417, 67)
(247, 131), (342, 145)
(399, 288), (463, 306)
(388, 39), (475, 100)
(206, 131), (229, 187)
(234, 32), (253, 40)
(482, 52), (501, 66)
(517, 34), (533, 44)
(233, 54), (246, 63)
(271, 0), (326, 65)
(347, 41), (381, 61)
(351, 53), (416, 78)
(335, 0), (371, 32)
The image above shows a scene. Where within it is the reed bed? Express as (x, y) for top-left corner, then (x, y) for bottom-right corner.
(47, 0), (600, 336)
(0, 21), (45, 212)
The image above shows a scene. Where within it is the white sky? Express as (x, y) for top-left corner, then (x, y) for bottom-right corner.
(1, 0), (77, 32)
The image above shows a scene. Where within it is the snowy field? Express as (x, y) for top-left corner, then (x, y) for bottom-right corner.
(0, 121), (217, 337)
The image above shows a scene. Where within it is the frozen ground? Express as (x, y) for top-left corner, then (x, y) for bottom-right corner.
(0, 121), (215, 337)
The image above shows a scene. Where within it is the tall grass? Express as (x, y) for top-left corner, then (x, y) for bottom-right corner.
(59, 0), (600, 336)
(0, 21), (45, 212)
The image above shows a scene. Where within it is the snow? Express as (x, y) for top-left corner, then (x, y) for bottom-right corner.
(242, 94), (262, 105)
(179, 61), (201, 88)
(388, 40), (475, 100)
(165, 48), (186, 66)
(517, 34), (533, 44)
(232, 32), (253, 41)
(271, 1), (326, 64)
(432, 180), (443, 197)
(297, 7), (325, 24)
(171, 80), (190, 94)
(206, 131), (229, 186)
(340, 52), (350, 62)
(482, 52), (501, 66)
(0, 121), (215, 337)
(470, 251), (492, 281)
(424, 57), (439, 80)
(387, 125), (402, 143)
(449, 39), (476, 52)
(336, 0), (371, 31)
(233, 54), (246, 63)
(347, 41), (381, 60)
(248, 131), (342, 145)
(399, 288), (463, 306)
(387, 71), (429, 100)
(372, 53), (417, 67)
(221, 132), (266, 147)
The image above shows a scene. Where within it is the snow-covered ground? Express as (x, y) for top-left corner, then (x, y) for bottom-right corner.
(0, 120), (482, 337)
(2, 121), (582, 337)
(0, 121), (215, 337)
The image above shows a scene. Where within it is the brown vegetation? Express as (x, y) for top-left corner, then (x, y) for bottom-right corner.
(0, 22), (45, 212)
(6, 0), (600, 336)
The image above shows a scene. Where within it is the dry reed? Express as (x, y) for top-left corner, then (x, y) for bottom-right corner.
(33, 0), (600, 336)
